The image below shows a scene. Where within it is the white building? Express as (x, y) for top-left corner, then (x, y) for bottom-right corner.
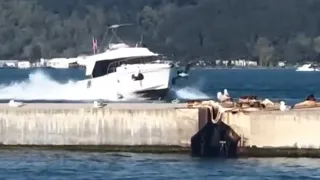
(0, 60), (18, 68)
(215, 59), (258, 67)
(46, 58), (79, 69)
(17, 61), (31, 69)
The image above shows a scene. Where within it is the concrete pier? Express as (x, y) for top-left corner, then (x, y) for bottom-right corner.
(0, 103), (198, 146)
(1, 102), (320, 157)
(225, 108), (320, 149)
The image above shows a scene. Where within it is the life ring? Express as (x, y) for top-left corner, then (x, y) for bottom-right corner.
(131, 73), (144, 81)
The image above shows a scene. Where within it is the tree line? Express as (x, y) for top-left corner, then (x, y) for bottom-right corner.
(1, 0), (320, 66)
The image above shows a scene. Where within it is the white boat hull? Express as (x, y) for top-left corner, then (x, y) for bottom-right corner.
(77, 63), (177, 100)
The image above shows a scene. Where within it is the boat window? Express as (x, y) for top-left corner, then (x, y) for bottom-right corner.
(92, 60), (117, 78)
(91, 56), (157, 78)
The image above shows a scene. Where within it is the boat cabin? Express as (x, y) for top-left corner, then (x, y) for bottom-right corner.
(82, 45), (159, 78)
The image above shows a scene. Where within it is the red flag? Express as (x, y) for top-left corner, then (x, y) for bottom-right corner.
(92, 37), (98, 54)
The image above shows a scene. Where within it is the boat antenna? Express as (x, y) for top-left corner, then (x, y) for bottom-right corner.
(98, 23), (133, 51)
(108, 23), (133, 45)
(137, 34), (144, 47)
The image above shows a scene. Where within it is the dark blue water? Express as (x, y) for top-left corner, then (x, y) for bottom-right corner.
(0, 68), (318, 104)
(0, 150), (319, 180)
(189, 68), (320, 103)
(0, 68), (320, 179)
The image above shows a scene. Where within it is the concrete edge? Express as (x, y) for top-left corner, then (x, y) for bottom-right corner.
(239, 147), (320, 158)
(1, 145), (320, 158)
(0, 145), (190, 154)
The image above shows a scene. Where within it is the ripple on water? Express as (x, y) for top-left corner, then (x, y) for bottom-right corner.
(0, 150), (318, 179)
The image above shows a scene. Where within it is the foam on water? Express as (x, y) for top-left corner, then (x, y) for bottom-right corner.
(0, 70), (142, 101)
(0, 70), (209, 101)
(173, 87), (210, 100)
(171, 78), (211, 100)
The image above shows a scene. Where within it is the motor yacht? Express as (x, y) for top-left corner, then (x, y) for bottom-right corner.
(77, 24), (189, 100)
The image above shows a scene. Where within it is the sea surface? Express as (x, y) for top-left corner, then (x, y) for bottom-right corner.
(0, 67), (318, 104)
(0, 68), (320, 179)
(0, 150), (320, 180)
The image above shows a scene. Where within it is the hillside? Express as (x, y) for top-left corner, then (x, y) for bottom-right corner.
(1, 0), (320, 66)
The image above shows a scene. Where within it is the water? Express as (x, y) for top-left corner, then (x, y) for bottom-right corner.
(0, 150), (318, 180)
(0, 68), (318, 104)
(0, 68), (320, 179)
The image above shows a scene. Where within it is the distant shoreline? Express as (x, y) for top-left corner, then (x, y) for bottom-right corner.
(0, 66), (298, 71)
(196, 66), (296, 70)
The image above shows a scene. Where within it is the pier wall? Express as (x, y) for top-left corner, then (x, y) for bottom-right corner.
(0, 108), (198, 145)
(1, 105), (320, 150)
(225, 109), (320, 148)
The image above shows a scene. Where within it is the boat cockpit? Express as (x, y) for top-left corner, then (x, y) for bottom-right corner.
(86, 55), (173, 79)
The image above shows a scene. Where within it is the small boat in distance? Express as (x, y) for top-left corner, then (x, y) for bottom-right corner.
(296, 63), (320, 72)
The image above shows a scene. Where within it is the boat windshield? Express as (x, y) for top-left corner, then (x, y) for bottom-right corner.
(90, 55), (158, 78)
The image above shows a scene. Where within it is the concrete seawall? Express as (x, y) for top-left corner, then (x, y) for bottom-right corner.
(1, 103), (320, 157)
(225, 108), (320, 149)
(0, 103), (198, 146)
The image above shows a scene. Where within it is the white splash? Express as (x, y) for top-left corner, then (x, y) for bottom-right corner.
(0, 70), (211, 101)
(174, 86), (210, 99)
(0, 70), (143, 101)
(172, 77), (210, 100)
